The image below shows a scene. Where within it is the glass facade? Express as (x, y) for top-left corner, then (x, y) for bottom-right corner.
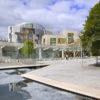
(21, 23), (33, 29)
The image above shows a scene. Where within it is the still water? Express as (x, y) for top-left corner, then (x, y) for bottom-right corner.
(0, 69), (95, 100)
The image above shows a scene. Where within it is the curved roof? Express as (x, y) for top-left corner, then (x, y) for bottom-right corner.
(16, 22), (45, 30)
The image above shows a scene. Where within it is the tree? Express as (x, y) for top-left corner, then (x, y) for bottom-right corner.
(80, 2), (100, 65)
(21, 40), (34, 58)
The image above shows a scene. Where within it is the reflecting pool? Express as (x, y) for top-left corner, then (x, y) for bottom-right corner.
(0, 69), (95, 100)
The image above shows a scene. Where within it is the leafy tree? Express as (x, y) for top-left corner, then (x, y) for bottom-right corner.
(21, 40), (34, 58)
(80, 2), (100, 65)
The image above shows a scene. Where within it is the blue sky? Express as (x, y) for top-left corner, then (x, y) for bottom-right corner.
(0, 0), (99, 38)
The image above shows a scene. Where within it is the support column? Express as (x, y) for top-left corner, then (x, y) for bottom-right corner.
(39, 47), (42, 60)
(81, 49), (83, 58)
(61, 49), (64, 59)
(0, 46), (3, 57)
(80, 42), (83, 58)
(73, 51), (76, 58)
(17, 47), (20, 62)
(52, 51), (55, 59)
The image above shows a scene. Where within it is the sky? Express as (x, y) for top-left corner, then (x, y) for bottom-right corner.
(0, 0), (99, 38)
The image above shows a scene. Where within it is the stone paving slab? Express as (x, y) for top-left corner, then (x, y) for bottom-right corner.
(0, 63), (48, 70)
(22, 59), (100, 99)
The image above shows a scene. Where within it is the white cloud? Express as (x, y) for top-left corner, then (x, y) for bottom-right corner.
(50, 1), (72, 13)
(0, 0), (99, 38)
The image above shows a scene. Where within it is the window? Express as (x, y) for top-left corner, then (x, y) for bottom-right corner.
(43, 39), (45, 44)
(50, 38), (56, 45)
(58, 38), (66, 44)
(28, 33), (33, 40)
(68, 33), (74, 44)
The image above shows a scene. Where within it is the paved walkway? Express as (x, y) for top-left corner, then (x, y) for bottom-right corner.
(22, 58), (100, 99)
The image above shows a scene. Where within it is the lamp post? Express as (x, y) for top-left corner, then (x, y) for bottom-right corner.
(61, 49), (64, 59)
(80, 38), (84, 67)
(0, 46), (3, 57)
(17, 47), (20, 63)
(39, 44), (42, 60)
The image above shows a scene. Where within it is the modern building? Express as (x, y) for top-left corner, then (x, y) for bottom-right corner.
(3, 22), (45, 59)
(42, 34), (66, 47)
(6, 23), (82, 59)
(42, 30), (80, 46)
(41, 30), (81, 58)
(8, 22), (45, 44)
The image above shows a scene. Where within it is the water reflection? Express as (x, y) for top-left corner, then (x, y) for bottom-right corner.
(8, 78), (33, 92)
(0, 82), (95, 100)
(0, 84), (31, 100)
(9, 82), (27, 92)
(6, 69), (31, 75)
(0, 68), (32, 100)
